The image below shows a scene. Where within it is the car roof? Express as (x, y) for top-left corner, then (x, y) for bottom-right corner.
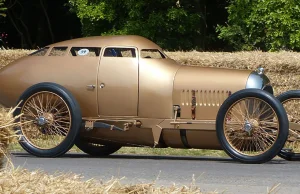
(48, 35), (162, 50)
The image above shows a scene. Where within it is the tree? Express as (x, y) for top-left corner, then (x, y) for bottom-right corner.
(68, 0), (207, 50)
(217, 0), (300, 51)
(0, 0), (229, 50)
(0, 0), (6, 17)
(3, 0), (81, 49)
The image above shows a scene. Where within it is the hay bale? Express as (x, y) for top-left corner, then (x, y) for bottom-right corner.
(0, 49), (32, 70)
(0, 168), (206, 194)
(0, 107), (18, 168)
(166, 50), (300, 73)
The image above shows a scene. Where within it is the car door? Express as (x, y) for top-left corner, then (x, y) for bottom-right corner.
(97, 47), (138, 116)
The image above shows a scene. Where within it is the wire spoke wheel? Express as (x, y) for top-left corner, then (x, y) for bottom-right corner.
(224, 98), (279, 156)
(14, 83), (82, 157)
(216, 89), (288, 164)
(20, 91), (71, 149)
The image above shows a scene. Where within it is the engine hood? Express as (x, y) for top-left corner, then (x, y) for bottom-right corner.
(174, 66), (252, 93)
(172, 66), (256, 120)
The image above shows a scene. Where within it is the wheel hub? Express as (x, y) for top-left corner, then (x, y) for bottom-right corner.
(244, 121), (252, 134)
(37, 117), (47, 126)
(36, 113), (54, 126)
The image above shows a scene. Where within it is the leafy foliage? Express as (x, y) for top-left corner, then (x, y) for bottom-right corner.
(0, 0), (228, 50)
(68, 0), (206, 50)
(0, 0), (6, 17)
(217, 0), (300, 51)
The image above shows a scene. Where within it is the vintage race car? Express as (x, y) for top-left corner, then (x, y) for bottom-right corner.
(0, 35), (289, 163)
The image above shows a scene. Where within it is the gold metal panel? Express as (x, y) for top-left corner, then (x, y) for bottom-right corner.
(0, 56), (99, 116)
(194, 90), (231, 120)
(186, 130), (222, 149)
(81, 126), (154, 146)
(173, 66), (251, 120)
(98, 53), (138, 116)
(138, 59), (180, 118)
(49, 35), (162, 51)
(162, 129), (185, 148)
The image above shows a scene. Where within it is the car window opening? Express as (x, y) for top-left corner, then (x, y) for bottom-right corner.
(29, 47), (49, 56)
(49, 47), (68, 56)
(141, 49), (166, 59)
(69, 47), (101, 57)
(103, 48), (136, 58)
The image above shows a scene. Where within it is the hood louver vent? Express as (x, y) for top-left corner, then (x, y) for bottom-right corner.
(181, 89), (231, 107)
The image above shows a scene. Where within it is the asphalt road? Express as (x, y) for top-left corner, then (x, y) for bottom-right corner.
(11, 153), (300, 194)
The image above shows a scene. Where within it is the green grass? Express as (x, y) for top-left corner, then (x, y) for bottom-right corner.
(8, 142), (227, 157)
(116, 147), (227, 157)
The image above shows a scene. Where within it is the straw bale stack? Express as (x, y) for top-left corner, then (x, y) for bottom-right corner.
(0, 107), (18, 168)
(0, 168), (208, 194)
(0, 49), (31, 70)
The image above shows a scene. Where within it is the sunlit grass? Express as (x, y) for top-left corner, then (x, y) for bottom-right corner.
(9, 142), (227, 157)
(116, 147), (227, 157)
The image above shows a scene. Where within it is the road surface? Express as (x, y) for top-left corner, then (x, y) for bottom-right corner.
(11, 153), (300, 194)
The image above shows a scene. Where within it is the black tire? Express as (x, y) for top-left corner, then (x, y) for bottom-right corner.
(76, 140), (121, 156)
(277, 90), (300, 160)
(14, 82), (82, 157)
(216, 89), (289, 164)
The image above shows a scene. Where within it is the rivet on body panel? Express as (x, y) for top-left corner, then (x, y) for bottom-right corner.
(100, 83), (105, 88)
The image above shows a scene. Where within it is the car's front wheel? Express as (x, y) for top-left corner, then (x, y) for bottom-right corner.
(14, 82), (82, 157)
(216, 89), (289, 164)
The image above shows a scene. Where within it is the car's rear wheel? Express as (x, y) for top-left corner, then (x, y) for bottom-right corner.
(76, 140), (121, 156)
(277, 90), (300, 160)
(14, 82), (82, 157)
(216, 89), (288, 164)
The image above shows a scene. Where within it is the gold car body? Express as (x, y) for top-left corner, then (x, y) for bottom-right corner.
(0, 35), (271, 150)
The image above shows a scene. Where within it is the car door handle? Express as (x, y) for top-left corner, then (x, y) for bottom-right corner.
(86, 85), (95, 90)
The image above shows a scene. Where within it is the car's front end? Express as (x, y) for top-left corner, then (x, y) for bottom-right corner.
(172, 66), (272, 120)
